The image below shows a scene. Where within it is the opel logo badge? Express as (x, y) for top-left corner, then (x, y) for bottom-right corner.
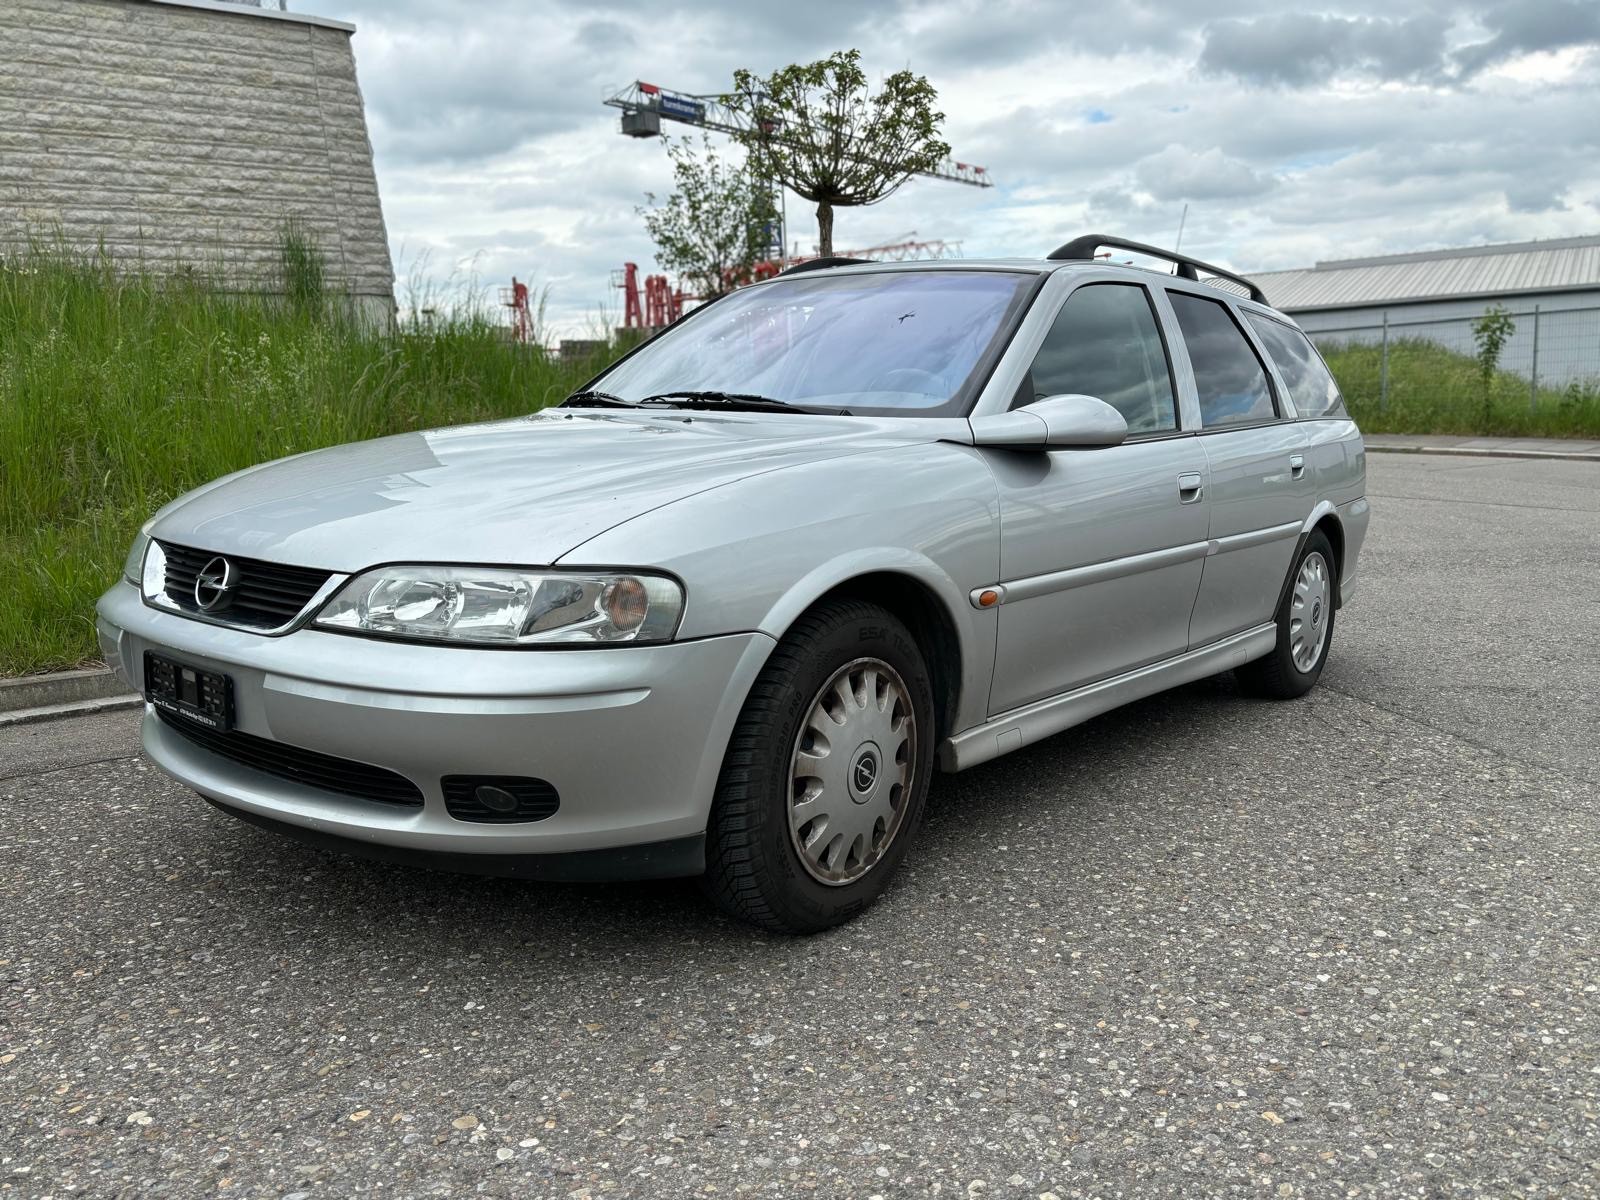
(194, 556), (238, 612)
(853, 752), (878, 793)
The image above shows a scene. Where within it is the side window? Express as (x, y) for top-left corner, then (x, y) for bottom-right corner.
(1015, 283), (1178, 433)
(1167, 291), (1277, 428)
(1245, 313), (1348, 418)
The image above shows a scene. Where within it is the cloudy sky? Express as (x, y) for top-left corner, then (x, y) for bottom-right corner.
(316, 0), (1600, 335)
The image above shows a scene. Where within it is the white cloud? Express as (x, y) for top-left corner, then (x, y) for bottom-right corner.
(311, 0), (1600, 336)
(1134, 145), (1279, 201)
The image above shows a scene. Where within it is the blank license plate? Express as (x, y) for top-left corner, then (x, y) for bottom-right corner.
(144, 651), (233, 731)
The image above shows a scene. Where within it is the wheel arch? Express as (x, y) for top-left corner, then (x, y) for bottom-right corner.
(1275, 502), (1346, 618)
(813, 572), (964, 745)
(758, 554), (976, 746)
(1300, 501), (1346, 607)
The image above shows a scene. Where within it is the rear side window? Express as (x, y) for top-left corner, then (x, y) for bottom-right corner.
(1167, 291), (1277, 428)
(1246, 314), (1348, 418)
(1016, 283), (1177, 433)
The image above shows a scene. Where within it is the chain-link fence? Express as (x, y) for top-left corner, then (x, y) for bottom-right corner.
(1303, 303), (1600, 426)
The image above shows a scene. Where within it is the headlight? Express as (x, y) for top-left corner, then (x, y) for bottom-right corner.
(313, 566), (685, 646)
(122, 528), (152, 584)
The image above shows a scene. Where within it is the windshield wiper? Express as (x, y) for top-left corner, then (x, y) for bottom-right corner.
(638, 390), (849, 415)
(562, 389), (639, 409)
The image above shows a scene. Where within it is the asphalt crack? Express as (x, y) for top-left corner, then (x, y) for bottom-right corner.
(0, 751), (141, 785)
(1318, 681), (1597, 789)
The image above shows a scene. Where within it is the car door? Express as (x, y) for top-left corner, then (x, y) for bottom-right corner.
(1161, 287), (1316, 647)
(986, 280), (1212, 715)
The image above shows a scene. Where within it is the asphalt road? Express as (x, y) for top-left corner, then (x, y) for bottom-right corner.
(2, 453), (1596, 1199)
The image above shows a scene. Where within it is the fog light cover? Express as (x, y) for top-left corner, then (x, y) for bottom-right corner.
(442, 775), (561, 823)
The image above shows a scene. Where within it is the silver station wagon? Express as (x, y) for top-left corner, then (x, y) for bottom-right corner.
(98, 235), (1369, 933)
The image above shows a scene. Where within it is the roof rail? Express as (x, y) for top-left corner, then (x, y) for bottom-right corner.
(779, 256), (874, 276)
(1047, 234), (1269, 305)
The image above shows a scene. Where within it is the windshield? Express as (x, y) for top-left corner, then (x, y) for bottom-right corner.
(591, 269), (1034, 417)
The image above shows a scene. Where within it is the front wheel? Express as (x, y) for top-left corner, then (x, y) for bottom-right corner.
(703, 600), (936, 933)
(1236, 530), (1337, 699)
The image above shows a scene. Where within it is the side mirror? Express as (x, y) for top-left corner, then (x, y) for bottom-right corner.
(968, 394), (1128, 450)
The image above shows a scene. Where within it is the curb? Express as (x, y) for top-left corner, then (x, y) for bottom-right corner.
(0, 667), (138, 728)
(0, 693), (144, 729)
(1365, 444), (1600, 463)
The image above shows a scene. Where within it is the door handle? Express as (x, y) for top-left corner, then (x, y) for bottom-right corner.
(1289, 453), (1306, 480)
(1177, 472), (1204, 504)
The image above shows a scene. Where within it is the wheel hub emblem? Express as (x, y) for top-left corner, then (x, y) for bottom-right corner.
(850, 746), (880, 801)
(1312, 600), (1322, 627)
(194, 556), (238, 611)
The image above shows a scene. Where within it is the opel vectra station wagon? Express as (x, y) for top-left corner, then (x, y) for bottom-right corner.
(98, 235), (1369, 932)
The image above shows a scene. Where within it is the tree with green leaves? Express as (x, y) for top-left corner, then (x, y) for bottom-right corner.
(638, 136), (778, 299)
(726, 50), (950, 257)
(1472, 304), (1515, 424)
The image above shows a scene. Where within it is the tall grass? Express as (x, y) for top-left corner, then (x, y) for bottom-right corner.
(276, 217), (328, 317)
(1322, 338), (1600, 437)
(0, 241), (611, 675)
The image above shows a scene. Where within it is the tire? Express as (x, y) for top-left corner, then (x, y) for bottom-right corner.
(1236, 529), (1337, 700)
(703, 599), (936, 933)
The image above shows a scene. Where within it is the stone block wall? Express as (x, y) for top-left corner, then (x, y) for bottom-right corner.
(0, 0), (394, 318)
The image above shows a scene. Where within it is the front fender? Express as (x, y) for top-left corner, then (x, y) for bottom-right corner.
(561, 441), (1003, 735)
(755, 545), (968, 641)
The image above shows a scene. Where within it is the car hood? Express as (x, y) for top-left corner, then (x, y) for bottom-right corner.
(148, 410), (944, 571)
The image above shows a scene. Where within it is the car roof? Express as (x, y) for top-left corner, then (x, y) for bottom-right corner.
(776, 256), (1284, 316)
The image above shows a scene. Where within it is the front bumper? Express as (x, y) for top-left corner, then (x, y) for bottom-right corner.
(96, 582), (774, 872)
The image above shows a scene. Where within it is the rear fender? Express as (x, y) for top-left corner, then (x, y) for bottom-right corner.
(1274, 500), (1343, 614)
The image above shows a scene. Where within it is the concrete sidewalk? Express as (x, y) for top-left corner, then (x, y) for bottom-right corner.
(1364, 433), (1600, 461)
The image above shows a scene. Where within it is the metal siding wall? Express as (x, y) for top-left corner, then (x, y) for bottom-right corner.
(1291, 291), (1600, 386)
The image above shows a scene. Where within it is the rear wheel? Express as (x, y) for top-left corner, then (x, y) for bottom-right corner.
(1236, 530), (1337, 700)
(703, 600), (935, 933)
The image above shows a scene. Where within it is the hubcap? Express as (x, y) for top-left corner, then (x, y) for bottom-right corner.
(788, 657), (917, 887)
(1289, 551), (1331, 673)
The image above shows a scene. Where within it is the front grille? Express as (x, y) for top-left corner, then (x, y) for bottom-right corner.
(156, 709), (424, 808)
(442, 775), (561, 824)
(159, 541), (333, 631)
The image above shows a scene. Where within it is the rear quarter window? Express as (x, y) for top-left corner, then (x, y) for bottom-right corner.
(1166, 291), (1277, 428)
(1245, 314), (1348, 419)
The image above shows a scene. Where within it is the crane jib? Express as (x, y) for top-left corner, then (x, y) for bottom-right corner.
(604, 81), (994, 189)
(658, 93), (706, 122)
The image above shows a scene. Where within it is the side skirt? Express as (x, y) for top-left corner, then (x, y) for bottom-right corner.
(938, 623), (1277, 772)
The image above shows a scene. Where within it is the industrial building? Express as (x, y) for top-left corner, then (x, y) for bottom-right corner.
(1253, 235), (1600, 387)
(0, 0), (394, 322)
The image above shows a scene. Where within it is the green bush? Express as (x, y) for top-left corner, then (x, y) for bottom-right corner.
(0, 243), (609, 675)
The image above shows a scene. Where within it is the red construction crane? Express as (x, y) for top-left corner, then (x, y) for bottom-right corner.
(499, 276), (534, 344)
(614, 262), (684, 331)
(613, 234), (964, 332)
(605, 80), (994, 190)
